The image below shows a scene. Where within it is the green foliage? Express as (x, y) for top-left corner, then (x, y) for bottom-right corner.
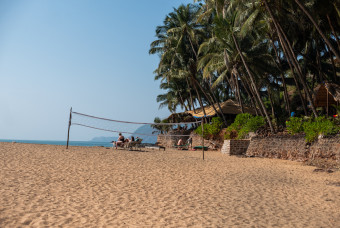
(333, 105), (340, 115)
(302, 117), (339, 143)
(287, 116), (339, 142)
(151, 117), (171, 134)
(286, 117), (304, 134)
(224, 113), (265, 139)
(194, 117), (223, 139)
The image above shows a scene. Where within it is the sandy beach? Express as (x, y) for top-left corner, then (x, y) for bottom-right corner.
(0, 142), (339, 227)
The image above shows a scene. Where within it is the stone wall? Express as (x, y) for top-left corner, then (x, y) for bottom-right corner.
(157, 131), (190, 148)
(309, 137), (340, 162)
(221, 140), (250, 155)
(246, 134), (340, 163)
(190, 133), (211, 148)
(157, 132), (220, 149)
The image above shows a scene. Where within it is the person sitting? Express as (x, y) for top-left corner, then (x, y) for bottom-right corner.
(177, 138), (184, 146)
(130, 136), (135, 142)
(116, 133), (125, 149)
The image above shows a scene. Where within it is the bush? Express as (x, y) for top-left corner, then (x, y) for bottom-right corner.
(286, 117), (303, 134)
(194, 117), (223, 139)
(287, 116), (339, 142)
(224, 113), (266, 139)
(303, 117), (338, 143)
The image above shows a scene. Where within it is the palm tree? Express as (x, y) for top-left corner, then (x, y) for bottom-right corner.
(292, 0), (340, 60)
(151, 0), (339, 128)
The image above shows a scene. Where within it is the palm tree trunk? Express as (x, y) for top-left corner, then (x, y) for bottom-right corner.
(326, 44), (338, 82)
(316, 42), (324, 82)
(191, 77), (207, 119)
(270, 36), (291, 115)
(186, 77), (196, 113)
(276, 22), (318, 117)
(205, 81), (229, 126)
(231, 33), (274, 133)
(294, 0), (340, 60)
(263, 0), (317, 117)
(233, 71), (244, 113)
(237, 68), (264, 117)
(277, 32), (308, 115)
(193, 76), (229, 125)
(326, 14), (340, 51)
(267, 87), (277, 130)
(237, 70), (259, 115)
(223, 49), (234, 88)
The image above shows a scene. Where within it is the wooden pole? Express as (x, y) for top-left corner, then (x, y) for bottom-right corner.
(66, 107), (72, 149)
(326, 88), (329, 117)
(201, 117), (204, 160)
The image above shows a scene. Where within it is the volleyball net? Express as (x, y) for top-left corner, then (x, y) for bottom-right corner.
(67, 109), (203, 148)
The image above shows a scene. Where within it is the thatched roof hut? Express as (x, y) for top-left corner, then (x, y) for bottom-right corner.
(186, 99), (256, 118)
(314, 82), (340, 107)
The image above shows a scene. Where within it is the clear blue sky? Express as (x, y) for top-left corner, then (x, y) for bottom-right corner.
(0, 0), (192, 141)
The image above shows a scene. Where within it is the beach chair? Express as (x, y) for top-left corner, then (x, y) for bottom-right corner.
(173, 143), (189, 150)
(126, 139), (143, 151)
(193, 146), (208, 151)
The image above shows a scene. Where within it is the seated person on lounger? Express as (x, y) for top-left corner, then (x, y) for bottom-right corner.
(116, 133), (125, 149)
(177, 138), (184, 146)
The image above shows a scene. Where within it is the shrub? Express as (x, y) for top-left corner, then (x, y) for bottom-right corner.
(303, 117), (338, 142)
(286, 117), (303, 134)
(224, 113), (266, 139)
(287, 116), (339, 142)
(194, 117), (223, 139)
(246, 116), (266, 132)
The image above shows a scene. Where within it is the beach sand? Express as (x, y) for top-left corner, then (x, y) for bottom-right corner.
(0, 142), (339, 227)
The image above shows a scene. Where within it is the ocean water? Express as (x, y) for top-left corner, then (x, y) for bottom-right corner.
(0, 139), (113, 147)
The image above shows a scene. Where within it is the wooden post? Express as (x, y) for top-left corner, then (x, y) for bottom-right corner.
(66, 107), (72, 149)
(201, 117), (204, 160)
(326, 88), (329, 117)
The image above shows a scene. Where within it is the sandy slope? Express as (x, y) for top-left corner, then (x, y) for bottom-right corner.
(0, 142), (339, 227)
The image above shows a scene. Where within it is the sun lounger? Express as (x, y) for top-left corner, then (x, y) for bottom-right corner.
(173, 143), (189, 150)
(193, 146), (208, 151)
(145, 146), (166, 151)
(126, 139), (143, 151)
(112, 141), (126, 149)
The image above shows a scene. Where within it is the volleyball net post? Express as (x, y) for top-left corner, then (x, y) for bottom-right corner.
(201, 117), (204, 161)
(66, 107), (72, 149)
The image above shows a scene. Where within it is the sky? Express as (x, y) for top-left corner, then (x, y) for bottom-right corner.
(0, 0), (192, 141)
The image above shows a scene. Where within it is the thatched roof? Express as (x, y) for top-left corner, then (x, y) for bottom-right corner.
(314, 82), (340, 107)
(186, 99), (257, 118)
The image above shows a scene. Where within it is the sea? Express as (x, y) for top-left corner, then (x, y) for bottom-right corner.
(0, 139), (113, 147)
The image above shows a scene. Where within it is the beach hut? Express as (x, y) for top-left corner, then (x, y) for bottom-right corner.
(313, 82), (340, 115)
(186, 99), (256, 120)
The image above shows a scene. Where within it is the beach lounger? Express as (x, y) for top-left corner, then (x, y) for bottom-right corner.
(173, 143), (189, 150)
(112, 141), (126, 149)
(145, 146), (166, 151)
(126, 139), (143, 151)
(193, 146), (208, 151)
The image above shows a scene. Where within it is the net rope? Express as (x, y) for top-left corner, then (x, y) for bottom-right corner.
(71, 111), (201, 138)
(72, 111), (200, 125)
